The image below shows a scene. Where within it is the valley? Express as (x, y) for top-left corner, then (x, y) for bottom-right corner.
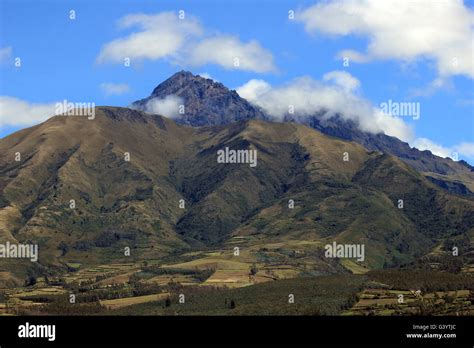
(1, 235), (472, 316)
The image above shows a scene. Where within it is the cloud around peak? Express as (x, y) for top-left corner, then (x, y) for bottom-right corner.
(237, 71), (474, 161)
(132, 95), (184, 119)
(237, 71), (414, 142)
(412, 138), (474, 160)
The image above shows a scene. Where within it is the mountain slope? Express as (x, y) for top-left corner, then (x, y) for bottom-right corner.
(132, 71), (474, 196)
(229, 126), (474, 269)
(0, 108), (196, 275)
(306, 115), (474, 194)
(0, 107), (472, 284)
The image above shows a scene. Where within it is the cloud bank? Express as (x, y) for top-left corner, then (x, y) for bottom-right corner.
(412, 138), (474, 159)
(0, 96), (57, 127)
(296, 0), (474, 79)
(185, 36), (275, 73)
(237, 71), (414, 142)
(97, 12), (202, 64)
(97, 12), (276, 73)
(237, 71), (474, 160)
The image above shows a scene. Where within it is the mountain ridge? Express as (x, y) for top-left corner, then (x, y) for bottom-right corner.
(131, 71), (474, 195)
(0, 106), (472, 284)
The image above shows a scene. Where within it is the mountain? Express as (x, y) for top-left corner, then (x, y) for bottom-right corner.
(0, 106), (473, 285)
(132, 71), (474, 195)
(305, 115), (474, 194)
(131, 71), (267, 126)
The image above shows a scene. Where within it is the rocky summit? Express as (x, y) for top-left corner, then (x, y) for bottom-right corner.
(131, 71), (267, 126)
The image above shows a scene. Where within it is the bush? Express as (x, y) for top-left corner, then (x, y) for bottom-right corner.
(25, 275), (37, 287)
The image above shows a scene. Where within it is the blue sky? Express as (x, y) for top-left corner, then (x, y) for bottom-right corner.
(0, 0), (473, 161)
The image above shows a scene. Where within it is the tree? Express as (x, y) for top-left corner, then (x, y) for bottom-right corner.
(25, 275), (37, 287)
(129, 273), (140, 286)
(57, 241), (69, 256)
(249, 263), (258, 276)
(0, 292), (10, 313)
(0, 291), (8, 303)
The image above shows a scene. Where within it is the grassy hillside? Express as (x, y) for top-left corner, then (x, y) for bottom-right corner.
(0, 107), (472, 285)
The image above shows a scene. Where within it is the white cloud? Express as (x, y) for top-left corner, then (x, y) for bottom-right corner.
(297, 0), (474, 79)
(411, 138), (453, 158)
(139, 95), (184, 118)
(236, 79), (271, 101)
(237, 72), (414, 141)
(411, 138), (474, 159)
(0, 46), (12, 64)
(336, 49), (370, 63)
(0, 96), (57, 127)
(100, 83), (131, 96)
(409, 77), (453, 98)
(97, 12), (202, 64)
(187, 36), (276, 73)
(237, 74), (472, 161)
(323, 70), (360, 92)
(197, 72), (215, 80)
(97, 12), (275, 73)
